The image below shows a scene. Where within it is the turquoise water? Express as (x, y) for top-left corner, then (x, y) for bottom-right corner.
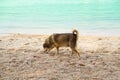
(0, 0), (120, 35)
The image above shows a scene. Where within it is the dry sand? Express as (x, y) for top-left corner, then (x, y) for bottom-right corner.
(0, 34), (120, 80)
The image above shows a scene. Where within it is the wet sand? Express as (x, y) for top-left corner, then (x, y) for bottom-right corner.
(0, 34), (120, 80)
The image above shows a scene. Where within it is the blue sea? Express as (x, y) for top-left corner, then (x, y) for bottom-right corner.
(0, 0), (120, 36)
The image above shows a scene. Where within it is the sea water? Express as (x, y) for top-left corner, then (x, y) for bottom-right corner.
(0, 0), (120, 36)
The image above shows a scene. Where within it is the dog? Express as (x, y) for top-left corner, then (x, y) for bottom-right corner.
(43, 29), (80, 57)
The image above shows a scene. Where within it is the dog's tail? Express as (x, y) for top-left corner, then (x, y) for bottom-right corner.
(72, 29), (79, 40)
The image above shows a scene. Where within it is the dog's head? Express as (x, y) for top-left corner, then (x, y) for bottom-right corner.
(43, 42), (50, 52)
(43, 37), (54, 53)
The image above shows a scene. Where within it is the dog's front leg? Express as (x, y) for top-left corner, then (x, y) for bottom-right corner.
(56, 47), (59, 55)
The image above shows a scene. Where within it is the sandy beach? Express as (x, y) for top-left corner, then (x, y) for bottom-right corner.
(0, 34), (120, 80)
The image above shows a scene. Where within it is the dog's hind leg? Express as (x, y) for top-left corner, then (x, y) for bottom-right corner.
(72, 48), (80, 58)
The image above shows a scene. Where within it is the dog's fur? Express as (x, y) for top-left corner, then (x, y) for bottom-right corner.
(43, 29), (80, 57)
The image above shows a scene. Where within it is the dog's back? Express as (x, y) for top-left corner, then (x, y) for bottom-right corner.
(53, 29), (78, 48)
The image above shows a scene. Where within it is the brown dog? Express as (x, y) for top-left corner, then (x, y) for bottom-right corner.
(43, 29), (80, 57)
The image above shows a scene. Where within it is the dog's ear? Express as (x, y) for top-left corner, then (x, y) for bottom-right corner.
(46, 38), (50, 44)
(49, 36), (54, 44)
(49, 39), (52, 44)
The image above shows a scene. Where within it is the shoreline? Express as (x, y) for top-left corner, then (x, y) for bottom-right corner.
(1, 28), (120, 37)
(0, 32), (120, 37)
